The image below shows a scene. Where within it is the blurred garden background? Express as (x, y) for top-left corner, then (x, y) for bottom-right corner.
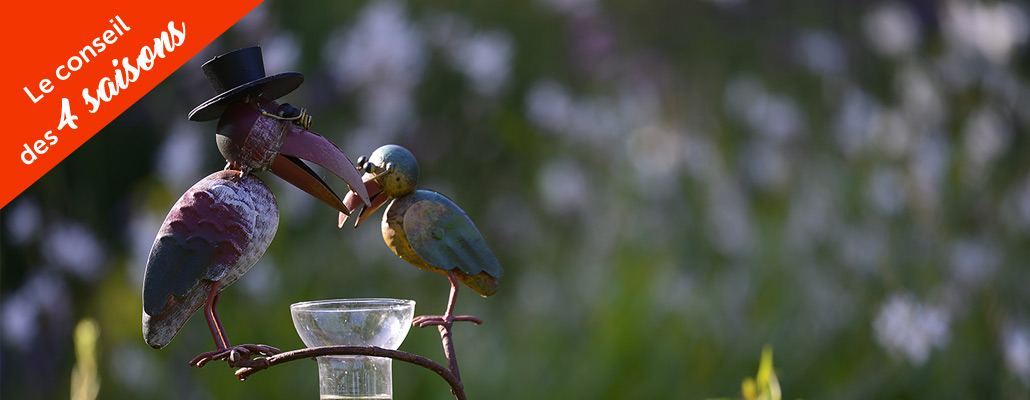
(3, 0), (1029, 398)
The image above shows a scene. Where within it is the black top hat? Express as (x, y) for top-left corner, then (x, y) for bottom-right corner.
(187, 46), (304, 121)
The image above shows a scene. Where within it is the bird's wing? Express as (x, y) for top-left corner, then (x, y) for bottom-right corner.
(142, 174), (257, 317)
(402, 191), (503, 278)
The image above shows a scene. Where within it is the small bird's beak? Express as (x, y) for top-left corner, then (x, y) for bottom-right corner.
(339, 174), (388, 228)
(273, 125), (371, 214)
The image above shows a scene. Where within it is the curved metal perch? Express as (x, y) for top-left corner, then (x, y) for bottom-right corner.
(232, 345), (466, 400)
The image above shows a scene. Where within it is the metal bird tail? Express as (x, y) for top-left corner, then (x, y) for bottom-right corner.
(143, 281), (219, 349)
(454, 270), (500, 297)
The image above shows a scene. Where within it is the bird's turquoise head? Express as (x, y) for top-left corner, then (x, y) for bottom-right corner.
(340, 144), (419, 228)
(364, 144), (419, 197)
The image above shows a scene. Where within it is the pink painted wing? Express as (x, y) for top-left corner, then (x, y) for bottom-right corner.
(142, 170), (278, 348)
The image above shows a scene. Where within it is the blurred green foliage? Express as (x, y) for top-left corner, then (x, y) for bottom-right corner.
(3, 0), (1030, 399)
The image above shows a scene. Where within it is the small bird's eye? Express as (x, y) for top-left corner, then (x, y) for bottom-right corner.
(363, 162), (374, 174)
(356, 156), (368, 167)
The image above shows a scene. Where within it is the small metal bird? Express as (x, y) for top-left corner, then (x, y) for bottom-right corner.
(339, 145), (502, 327)
(143, 47), (369, 367)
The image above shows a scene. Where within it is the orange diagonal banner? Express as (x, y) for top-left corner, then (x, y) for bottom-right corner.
(0, 0), (263, 209)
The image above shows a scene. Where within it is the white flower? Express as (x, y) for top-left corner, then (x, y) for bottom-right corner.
(325, 0), (424, 90)
(724, 76), (805, 142)
(5, 198), (42, 246)
(449, 30), (513, 96)
(45, 222), (106, 282)
(942, 0), (1029, 64)
(323, 0), (425, 139)
(864, 2), (922, 57)
(1002, 324), (1030, 385)
(795, 30), (846, 77)
(155, 120), (204, 191)
(874, 293), (951, 365)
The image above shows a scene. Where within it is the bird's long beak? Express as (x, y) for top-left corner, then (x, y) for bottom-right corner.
(338, 174), (388, 228)
(216, 99), (370, 215)
(269, 155), (351, 214)
(274, 125), (371, 213)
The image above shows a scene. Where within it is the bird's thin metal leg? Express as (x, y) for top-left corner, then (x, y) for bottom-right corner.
(205, 283), (230, 350)
(188, 283), (280, 368)
(444, 272), (459, 318)
(412, 272), (483, 327)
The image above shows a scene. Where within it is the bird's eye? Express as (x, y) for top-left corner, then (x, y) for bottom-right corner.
(363, 162), (375, 174)
(356, 156), (368, 167)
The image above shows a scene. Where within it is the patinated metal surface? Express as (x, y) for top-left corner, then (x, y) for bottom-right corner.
(213, 96), (369, 210)
(216, 99), (287, 173)
(342, 144), (503, 296)
(143, 170), (278, 349)
(386, 191), (501, 296)
(143, 46), (373, 369)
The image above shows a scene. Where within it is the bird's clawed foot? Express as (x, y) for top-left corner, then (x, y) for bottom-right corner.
(188, 344), (281, 368)
(412, 314), (482, 328)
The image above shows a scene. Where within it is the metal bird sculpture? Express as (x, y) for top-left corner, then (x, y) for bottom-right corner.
(143, 47), (369, 367)
(339, 145), (502, 327)
(143, 170), (280, 365)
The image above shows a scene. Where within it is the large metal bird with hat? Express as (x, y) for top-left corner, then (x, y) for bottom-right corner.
(340, 145), (502, 328)
(142, 46), (370, 367)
